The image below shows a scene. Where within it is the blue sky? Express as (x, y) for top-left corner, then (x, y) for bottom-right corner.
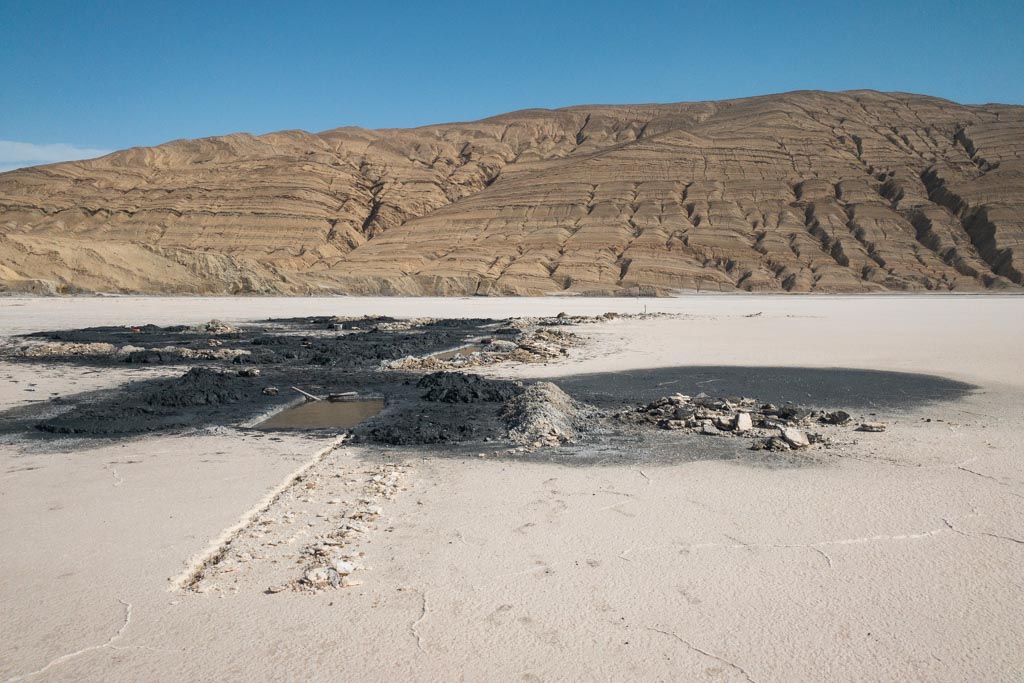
(1, 0), (1022, 169)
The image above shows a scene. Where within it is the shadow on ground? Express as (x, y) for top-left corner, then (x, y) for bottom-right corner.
(547, 366), (977, 411)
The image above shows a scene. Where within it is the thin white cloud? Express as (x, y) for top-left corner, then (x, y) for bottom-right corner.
(0, 140), (113, 173)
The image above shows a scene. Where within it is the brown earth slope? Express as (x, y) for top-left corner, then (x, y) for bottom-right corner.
(1, 90), (1022, 295)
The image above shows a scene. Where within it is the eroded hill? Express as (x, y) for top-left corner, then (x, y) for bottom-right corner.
(1, 90), (1022, 295)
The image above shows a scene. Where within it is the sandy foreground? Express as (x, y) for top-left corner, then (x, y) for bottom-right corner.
(0, 295), (1022, 682)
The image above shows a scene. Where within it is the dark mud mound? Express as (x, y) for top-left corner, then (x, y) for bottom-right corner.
(352, 409), (490, 445)
(550, 366), (977, 411)
(355, 376), (603, 448)
(289, 329), (468, 367)
(262, 315), (400, 329)
(145, 368), (252, 407)
(123, 350), (173, 364)
(25, 324), (191, 342)
(420, 318), (500, 330)
(38, 406), (194, 435)
(356, 379), (604, 451)
(353, 374), (528, 445)
(417, 372), (522, 403)
(36, 368), (264, 435)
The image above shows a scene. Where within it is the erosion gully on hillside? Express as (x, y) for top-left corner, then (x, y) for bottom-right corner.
(0, 313), (975, 465)
(3, 92), (1023, 296)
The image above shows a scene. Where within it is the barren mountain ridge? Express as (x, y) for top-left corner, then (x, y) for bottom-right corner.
(1, 90), (1022, 295)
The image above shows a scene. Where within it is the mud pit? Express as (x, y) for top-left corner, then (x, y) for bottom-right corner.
(256, 398), (385, 431)
(0, 314), (976, 465)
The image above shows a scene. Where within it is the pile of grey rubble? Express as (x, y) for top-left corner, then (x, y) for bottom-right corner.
(382, 327), (580, 370)
(616, 392), (887, 451)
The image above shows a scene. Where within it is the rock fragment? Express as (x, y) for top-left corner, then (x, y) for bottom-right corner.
(821, 410), (851, 425)
(700, 423), (722, 436)
(304, 567), (340, 588)
(330, 558), (356, 575)
(780, 427), (810, 448)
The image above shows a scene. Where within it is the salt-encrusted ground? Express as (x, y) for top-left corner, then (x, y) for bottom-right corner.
(1, 295), (1021, 682)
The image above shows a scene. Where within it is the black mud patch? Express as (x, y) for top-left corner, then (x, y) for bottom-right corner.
(0, 315), (578, 442)
(146, 368), (252, 407)
(351, 404), (499, 445)
(1, 318), (972, 468)
(35, 368), (266, 435)
(548, 366), (977, 411)
(15, 317), (499, 368)
(418, 372), (522, 403)
(352, 376), (520, 445)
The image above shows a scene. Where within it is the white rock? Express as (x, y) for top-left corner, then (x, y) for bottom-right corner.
(780, 427), (810, 448)
(305, 567), (331, 585)
(331, 559), (356, 575)
(488, 340), (518, 352)
(734, 412), (753, 432)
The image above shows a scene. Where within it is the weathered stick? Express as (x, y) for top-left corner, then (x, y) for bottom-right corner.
(290, 386), (322, 402)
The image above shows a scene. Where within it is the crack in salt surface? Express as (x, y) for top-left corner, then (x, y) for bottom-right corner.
(496, 507), (1001, 581)
(618, 526), (951, 567)
(810, 547), (834, 568)
(956, 459), (1021, 487)
(503, 526), (952, 579)
(646, 626), (757, 682)
(980, 532), (1024, 545)
(410, 590), (429, 654)
(5, 600), (131, 683)
(596, 500), (631, 513)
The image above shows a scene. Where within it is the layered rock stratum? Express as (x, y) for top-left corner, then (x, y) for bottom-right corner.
(1, 90), (1022, 295)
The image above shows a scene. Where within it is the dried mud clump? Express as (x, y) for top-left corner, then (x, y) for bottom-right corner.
(501, 382), (601, 449)
(384, 327), (579, 370)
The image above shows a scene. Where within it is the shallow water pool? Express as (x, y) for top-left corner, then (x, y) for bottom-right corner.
(256, 397), (385, 430)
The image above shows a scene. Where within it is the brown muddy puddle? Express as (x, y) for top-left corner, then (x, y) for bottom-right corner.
(256, 398), (385, 430)
(431, 345), (483, 361)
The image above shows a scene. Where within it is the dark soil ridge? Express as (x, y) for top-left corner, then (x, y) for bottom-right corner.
(0, 316), (581, 438)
